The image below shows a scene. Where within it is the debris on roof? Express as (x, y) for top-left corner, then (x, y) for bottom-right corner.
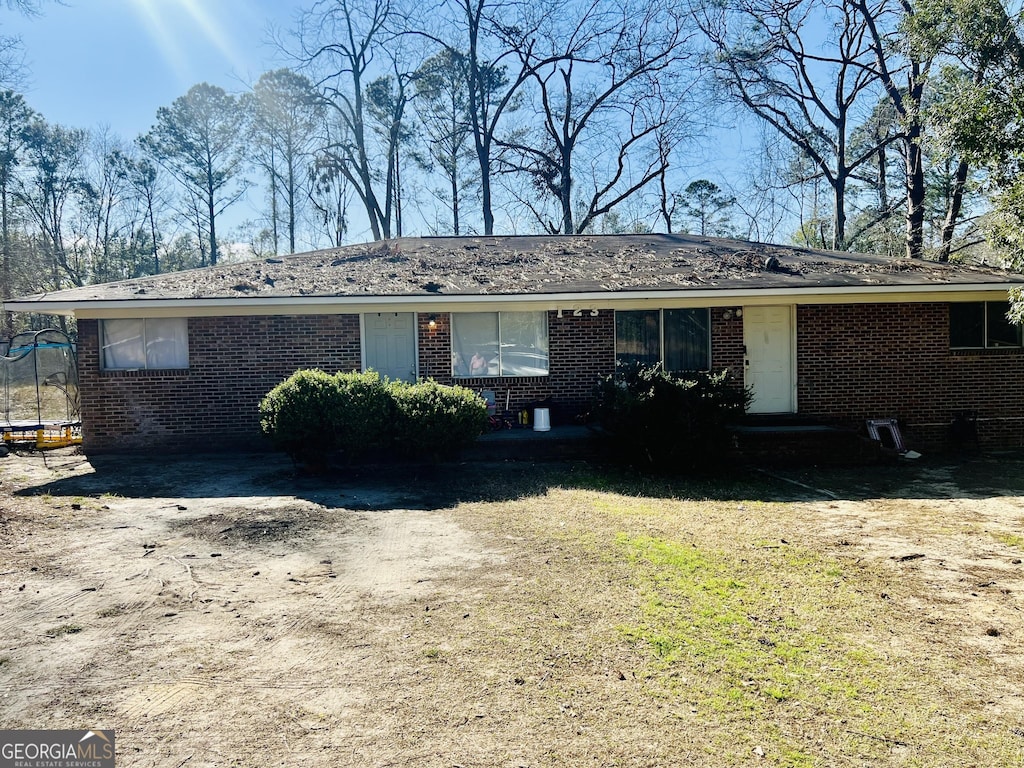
(8, 233), (1023, 306)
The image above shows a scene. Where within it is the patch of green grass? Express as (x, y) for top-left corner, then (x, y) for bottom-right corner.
(423, 648), (441, 660)
(614, 532), (906, 758)
(44, 623), (82, 638)
(992, 531), (1024, 550)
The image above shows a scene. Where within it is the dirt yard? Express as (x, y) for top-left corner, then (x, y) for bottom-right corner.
(1, 448), (1023, 767)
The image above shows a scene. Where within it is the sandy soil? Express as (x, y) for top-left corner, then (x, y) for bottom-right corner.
(1, 449), (1023, 767)
(1, 451), (512, 766)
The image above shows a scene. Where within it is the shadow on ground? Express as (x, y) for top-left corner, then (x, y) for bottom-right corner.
(10, 446), (1024, 508)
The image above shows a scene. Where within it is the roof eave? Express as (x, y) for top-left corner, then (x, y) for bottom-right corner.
(4, 281), (1020, 318)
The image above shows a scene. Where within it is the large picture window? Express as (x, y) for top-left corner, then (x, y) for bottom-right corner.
(452, 311), (548, 377)
(101, 318), (189, 370)
(950, 302), (1022, 349)
(616, 309), (710, 371)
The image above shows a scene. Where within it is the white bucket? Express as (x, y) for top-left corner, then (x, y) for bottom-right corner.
(533, 407), (551, 432)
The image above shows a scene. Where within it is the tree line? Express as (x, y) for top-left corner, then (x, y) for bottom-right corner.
(1, 0), (1022, 335)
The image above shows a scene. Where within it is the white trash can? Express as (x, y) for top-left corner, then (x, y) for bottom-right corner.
(533, 407), (551, 432)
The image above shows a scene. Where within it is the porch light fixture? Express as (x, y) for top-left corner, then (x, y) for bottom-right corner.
(428, 314), (437, 328)
(722, 309), (733, 320)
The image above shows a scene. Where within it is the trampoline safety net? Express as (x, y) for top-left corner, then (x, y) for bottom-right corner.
(1, 329), (82, 448)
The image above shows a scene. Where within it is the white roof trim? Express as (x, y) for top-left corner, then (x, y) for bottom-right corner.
(4, 282), (1016, 317)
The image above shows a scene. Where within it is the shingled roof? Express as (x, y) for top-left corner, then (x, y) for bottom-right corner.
(7, 234), (1024, 311)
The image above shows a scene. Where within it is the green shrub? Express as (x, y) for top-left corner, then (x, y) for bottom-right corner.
(258, 369), (347, 467)
(259, 370), (486, 467)
(331, 370), (393, 457)
(593, 362), (749, 472)
(389, 379), (488, 460)
(258, 369), (391, 467)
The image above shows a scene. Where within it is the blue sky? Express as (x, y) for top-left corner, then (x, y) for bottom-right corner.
(1, 0), (763, 244)
(6, 0), (298, 139)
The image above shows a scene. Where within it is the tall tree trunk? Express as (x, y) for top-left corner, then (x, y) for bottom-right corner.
(287, 151), (296, 254)
(905, 126), (925, 259)
(269, 144), (279, 255)
(1, 178), (10, 336)
(148, 196), (159, 274)
(452, 152), (460, 235)
(478, 139), (494, 235)
(208, 190), (218, 266)
(938, 159), (970, 262)
(833, 173), (847, 250)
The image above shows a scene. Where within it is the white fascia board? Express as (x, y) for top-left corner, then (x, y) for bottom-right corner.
(4, 282), (1017, 318)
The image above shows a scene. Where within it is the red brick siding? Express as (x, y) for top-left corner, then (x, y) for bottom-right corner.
(76, 303), (1024, 452)
(797, 303), (1024, 448)
(418, 310), (615, 422)
(78, 315), (361, 452)
(711, 308), (744, 378)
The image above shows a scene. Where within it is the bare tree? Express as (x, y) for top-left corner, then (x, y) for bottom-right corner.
(117, 151), (169, 275)
(295, 0), (403, 240)
(0, 89), (31, 334)
(308, 112), (355, 247)
(851, 0), (930, 259)
(413, 48), (476, 234)
(496, 0), (693, 234)
(694, 0), (891, 251)
(407, 0), (567, 235)
(365, 66), (415, 237)
(16, 118), (89, 288)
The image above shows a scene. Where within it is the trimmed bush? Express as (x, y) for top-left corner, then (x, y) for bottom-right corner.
(593, 362), (749, 472)
(258, 369), (350, 467)
(259, 369), (391, 467)
(330, 370), (393, 457)
(259, 370), (486, 467)
(389, 379), (489, 460)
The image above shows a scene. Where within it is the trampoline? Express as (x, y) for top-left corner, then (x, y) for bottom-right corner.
(1, 329), (82, 449)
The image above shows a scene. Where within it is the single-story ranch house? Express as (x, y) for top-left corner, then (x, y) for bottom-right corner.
(6, 233), (1024, 453)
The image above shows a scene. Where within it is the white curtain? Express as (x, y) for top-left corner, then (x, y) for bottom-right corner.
(101, 318), (188, 370)
(451, 312), (548, 377)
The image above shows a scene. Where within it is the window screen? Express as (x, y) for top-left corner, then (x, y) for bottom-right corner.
(615, 310), (660, 367)
(986, 301), (1021, 347)
(950, 302), (1021, 349)
(665, 309), (710, 371)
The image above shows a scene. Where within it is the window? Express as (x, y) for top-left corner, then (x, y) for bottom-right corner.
(950, 302), (1022, 349)
(101, 318), (189, 370)
(452, 311), (548, 377)
(615, 309), (710, 371)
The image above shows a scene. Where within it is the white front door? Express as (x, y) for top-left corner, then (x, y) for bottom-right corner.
(743, 305), (795, 414)
(363, 312), (417, 382)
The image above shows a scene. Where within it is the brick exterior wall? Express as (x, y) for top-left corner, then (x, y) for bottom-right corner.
(78, 315), (362, 452)
(418, 310), (615, 424)
(797, 303), (1024, 449)
(710, 308), (744, 378)
(76, 302), (1024, 453)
